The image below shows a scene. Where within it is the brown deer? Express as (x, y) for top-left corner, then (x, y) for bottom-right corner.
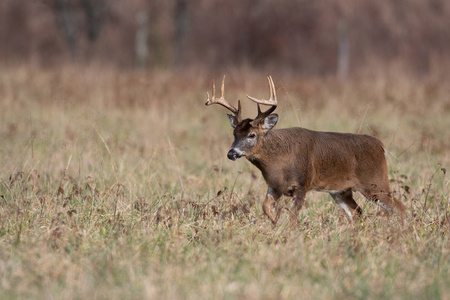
(205, 76), (405, 225)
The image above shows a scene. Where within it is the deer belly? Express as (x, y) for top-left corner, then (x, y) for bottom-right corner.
(310, 176), (355, 192)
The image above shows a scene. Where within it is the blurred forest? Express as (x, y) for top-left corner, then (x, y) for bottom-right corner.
(1, 0), (450, 76)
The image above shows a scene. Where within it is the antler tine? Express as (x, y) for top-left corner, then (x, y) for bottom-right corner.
(246, 75), (278, 106)
(269, 76), (277, 100)
(247, 76), (278, 125)
(221, 75), (225, 98)
(205, 76), (242, 122)
(268, 76), (273, 100)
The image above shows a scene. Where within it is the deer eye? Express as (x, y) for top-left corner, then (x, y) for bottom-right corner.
(248, 133), (256, 138)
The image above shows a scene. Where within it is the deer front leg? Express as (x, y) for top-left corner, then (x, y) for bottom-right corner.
(263, 187), (281, 225)
(289, 187), (305, 225)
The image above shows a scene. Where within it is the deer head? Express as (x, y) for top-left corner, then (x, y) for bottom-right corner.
(205, 76), (278, 161)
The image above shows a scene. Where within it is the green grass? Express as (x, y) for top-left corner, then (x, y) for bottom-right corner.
(0, 65), (449, 299)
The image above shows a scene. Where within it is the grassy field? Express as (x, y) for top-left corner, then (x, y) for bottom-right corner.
(0, 65), (449, 299)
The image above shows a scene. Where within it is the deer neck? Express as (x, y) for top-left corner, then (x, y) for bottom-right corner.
(246, 130), (286, 172)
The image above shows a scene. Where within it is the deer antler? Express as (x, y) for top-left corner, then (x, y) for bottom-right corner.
(246, 76), (278, 125)
(205, 76), (242, 122)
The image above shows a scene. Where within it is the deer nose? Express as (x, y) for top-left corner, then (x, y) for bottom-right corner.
(227, 149), (241, 161)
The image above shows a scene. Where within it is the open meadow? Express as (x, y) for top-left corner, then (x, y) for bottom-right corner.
(0, 65), (449, 299)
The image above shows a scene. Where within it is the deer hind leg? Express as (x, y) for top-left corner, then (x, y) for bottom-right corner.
(329, 188), (362, 220)
(263, 188), (281, 225)
(360, 183), (405, 219)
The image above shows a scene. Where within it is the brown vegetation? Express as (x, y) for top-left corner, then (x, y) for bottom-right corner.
(0, 65), (449, 298)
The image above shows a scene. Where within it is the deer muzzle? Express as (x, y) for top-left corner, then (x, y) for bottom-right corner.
(227, 148), (242, 161)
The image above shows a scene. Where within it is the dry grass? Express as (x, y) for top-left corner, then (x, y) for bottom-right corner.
(0, 65), (449, 299)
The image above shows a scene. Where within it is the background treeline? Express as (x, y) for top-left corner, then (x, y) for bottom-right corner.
(1, 0), (449, 76)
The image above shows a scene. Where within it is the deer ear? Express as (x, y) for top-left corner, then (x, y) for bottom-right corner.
(262, 114), (278, 132)
(227, 114), (238, 128)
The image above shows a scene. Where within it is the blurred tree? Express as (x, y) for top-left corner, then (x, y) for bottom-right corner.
(48, 0), (78, 57)
(0, 0), (449, 75)
(135, 11), (149, 68)
(337, 19), (349, 79)
(80, 0), (107, 43)
(173, 0), (188, 66)
(42, 0), (108, 57)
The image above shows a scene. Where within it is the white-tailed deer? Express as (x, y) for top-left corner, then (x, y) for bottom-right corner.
(205, 76), (405, 225)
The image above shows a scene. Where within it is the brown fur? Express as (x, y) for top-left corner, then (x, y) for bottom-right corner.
(236, 125), (405, 224)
